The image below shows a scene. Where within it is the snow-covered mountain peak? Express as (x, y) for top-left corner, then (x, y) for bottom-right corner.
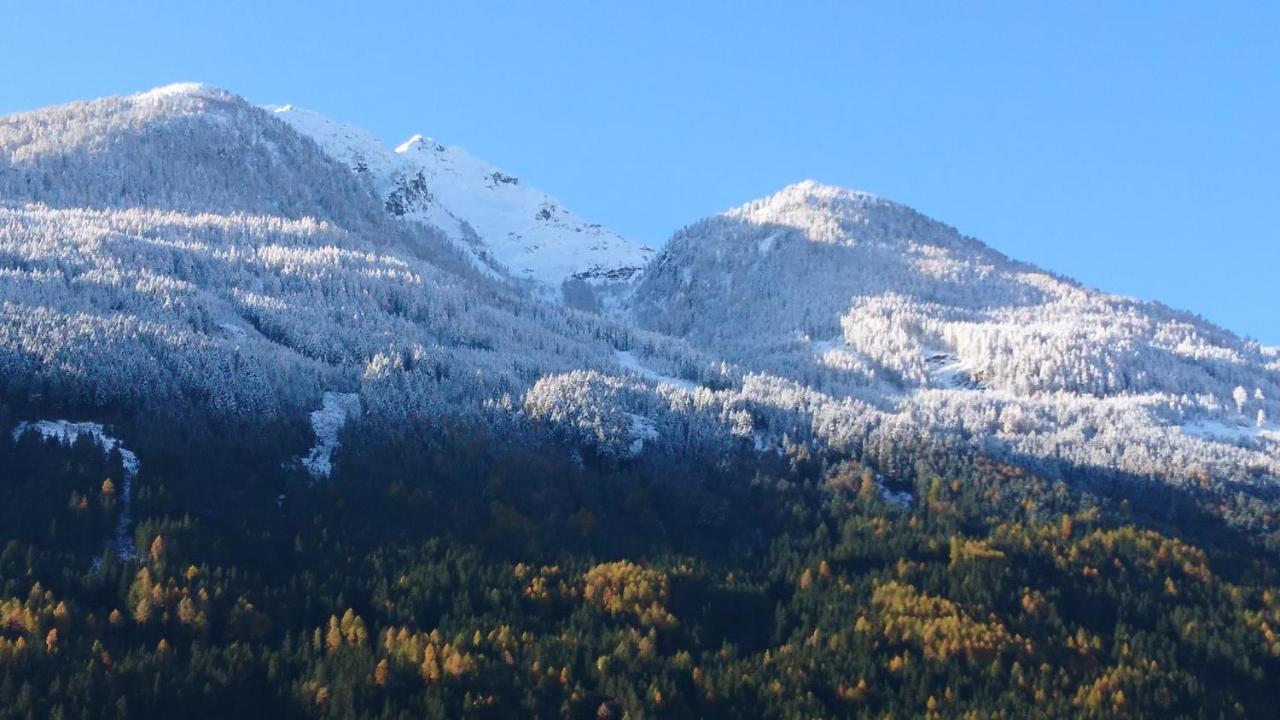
(0, 85), (393, 226)
(134, 82), (236, 102)
(127, 83), (249, 118)
(724, 180), (919, 240)
(264, 104), (390, 173)
(771, 179), (882, 203)
(731, 180), (887, 216)
(268, 103), (654, 296)
(632, 177), (1279, 493)
(699, 181), (993, 265)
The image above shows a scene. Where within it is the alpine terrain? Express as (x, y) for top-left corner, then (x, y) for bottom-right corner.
(1, 84), (1278, 719)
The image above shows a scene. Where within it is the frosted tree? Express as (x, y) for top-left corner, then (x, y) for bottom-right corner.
(1233, 386), (1249, 414)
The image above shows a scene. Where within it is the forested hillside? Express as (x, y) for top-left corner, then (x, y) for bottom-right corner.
(1, 410), (1278, 719)
(632, 182), (1280, 512)
(1, 84), (1279, 718)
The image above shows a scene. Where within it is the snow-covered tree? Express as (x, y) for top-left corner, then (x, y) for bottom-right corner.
(1234, 386), (1249, 414)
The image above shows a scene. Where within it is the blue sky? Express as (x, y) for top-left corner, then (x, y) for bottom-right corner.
(4, 2), (1278, 343)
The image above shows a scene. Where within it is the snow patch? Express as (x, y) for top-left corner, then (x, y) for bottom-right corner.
(615, 350), (699, 391)
(876, 477), (914, 509)
(810, 337), (842, 354)
(302, 392), (362, 479)
(627, 412), (659, 456)
(219, 321), (249, 342)
(1181, 418), (1278, 446)
(757, 232), (782, 255)
(268, 104), (653, 293)
(12, 420), (140, 558)
(924, 348), (980, 390)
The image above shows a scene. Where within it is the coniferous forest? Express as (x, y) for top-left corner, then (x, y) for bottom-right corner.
(1, 402), (1278, 720)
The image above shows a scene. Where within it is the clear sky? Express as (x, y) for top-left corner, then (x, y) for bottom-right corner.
(4, 2), (1277, 343)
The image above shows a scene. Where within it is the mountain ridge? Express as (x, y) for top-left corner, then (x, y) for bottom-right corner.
(267, 101), (655, 298)
(0, 83), (1276, 529)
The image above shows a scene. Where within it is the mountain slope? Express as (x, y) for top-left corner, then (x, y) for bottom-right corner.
(0, 85), (826, 466)
(0, 85), (1276, 527)
(268, 104), (654, 299)
(0, 84), (386, 228)
(630, 181), (1280, 501)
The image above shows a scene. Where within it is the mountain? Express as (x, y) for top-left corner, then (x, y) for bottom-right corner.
(267, 103), (654, 302)
(5, 83), (1280, 719)
(632, 181), (1280, 506)
(0, 84), (805, 465)
(0, 84), (1277, 523)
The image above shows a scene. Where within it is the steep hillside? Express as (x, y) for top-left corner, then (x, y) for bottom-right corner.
(631, 181), (1280, 504)
(268, 104), (654, 300)
(0, 84), (385, 227)
(0, 85), (847, 472)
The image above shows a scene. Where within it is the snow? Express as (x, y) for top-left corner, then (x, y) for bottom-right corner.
(11, 420), (139, 474)
(219, 321), (249, 342)
(757, 232), (782, 254)
(879, 483), (914, 510)
(626, 412), (659, 456)
(811, 337), (863, 366)
(924, 348), (980, 390)
(301, 392), (362, 479)
(1181, 418), (1278, 446)
(727, 180), (887, 235)
(12, 420), (140, 558)
(268, 104), (654, 293)
(394, 133), (653, 286)
(869, 474), (913, 509)
(264, 106), (481, 262)
(615, 350), (699, 391)
(135, 83), (231, 102)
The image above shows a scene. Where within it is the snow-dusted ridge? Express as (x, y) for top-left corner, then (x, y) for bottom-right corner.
(632, 179), (1280, 489)
(267, 103), (654, 295)
(134, 82), (235, 102)
(0, 84), (1277, 517)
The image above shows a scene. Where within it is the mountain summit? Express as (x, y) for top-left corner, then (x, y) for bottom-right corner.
(631, 178), (1278, 497)
(268, 103), (654, 298)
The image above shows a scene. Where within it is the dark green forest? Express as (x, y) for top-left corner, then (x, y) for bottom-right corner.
(1, 404), (1279, 719)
